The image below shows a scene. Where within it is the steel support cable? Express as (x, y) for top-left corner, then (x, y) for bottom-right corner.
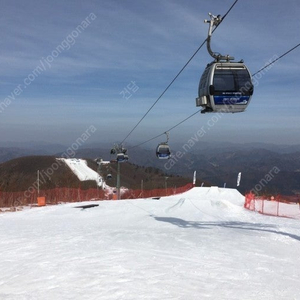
(129, 41), (300, 150)
(120, 40), (206, 145)
(120, 0), (239, 145)
(129, 109), (201, 149)
(251, 42), (300, 77)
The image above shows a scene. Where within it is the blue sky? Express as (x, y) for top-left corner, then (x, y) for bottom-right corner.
(1, 0), (300, 148)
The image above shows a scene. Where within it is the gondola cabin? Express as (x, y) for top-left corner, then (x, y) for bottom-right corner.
(156, 143), (171, 159)
(116, 153), (129, 163)
(196, 62), (253, 113)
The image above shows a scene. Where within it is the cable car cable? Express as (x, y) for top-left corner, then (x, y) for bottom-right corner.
(120, 0), (240, 145)
(120, 41), (206, 145)
(251, 42), (300, 77)
(129, 109), (201, 149)
(129, 41), (300, 150)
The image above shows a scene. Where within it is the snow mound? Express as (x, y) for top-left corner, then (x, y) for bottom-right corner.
(156, 186), (246, 222)
(176, 186), (244, 204)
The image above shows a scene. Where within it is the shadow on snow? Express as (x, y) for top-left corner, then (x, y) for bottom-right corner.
(153, 216), (300, 242)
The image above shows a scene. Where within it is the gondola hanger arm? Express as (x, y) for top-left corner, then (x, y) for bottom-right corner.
(164, 132), (169, 143)
(205, 13), (234, 62)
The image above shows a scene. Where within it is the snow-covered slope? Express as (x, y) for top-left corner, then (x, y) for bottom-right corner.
(59, 158), (104, 188)
(1, 187), (299, 299)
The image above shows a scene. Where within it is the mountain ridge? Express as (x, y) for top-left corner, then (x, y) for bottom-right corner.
(1, 141), (300, 195)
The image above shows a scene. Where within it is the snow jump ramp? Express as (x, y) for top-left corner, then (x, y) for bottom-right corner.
(165, 186), (244, 205)
(153, 186), (246, 221)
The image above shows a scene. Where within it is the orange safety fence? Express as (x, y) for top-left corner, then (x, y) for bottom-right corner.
(0, 188), (107, 208)
(244, 192), (300, 219)
(0, 183), (194, 208)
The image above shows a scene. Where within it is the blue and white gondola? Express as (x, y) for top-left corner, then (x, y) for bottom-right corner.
(196, 61), (254, 113)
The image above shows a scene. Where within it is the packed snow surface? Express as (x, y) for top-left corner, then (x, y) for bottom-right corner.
(1, 187), (300, 299)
